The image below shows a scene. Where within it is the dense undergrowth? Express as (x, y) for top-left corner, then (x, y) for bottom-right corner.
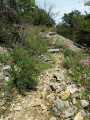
(56, 41), (90, 95)
(56, 10), (90, 47)
(0, 26), (53, 94)
(0, 26), (54, 116)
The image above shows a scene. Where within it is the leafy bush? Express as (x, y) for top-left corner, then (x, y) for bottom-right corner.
(0, 52), (12, 63)
(56, 10), (90, 47)
(9, 44), (38, 93)
(33, 6), (55, 27)
(75, 17), (90, 46)
(62, 47), (90, 90)
(56, 24), (72, 39)
(23, 26), (51, 55)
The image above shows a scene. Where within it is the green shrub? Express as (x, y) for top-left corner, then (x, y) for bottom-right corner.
(23, 26), (51, 55)
(0, 52), (12, 63)
(62, 47), (90, 90)
(10, 45), (38, 93)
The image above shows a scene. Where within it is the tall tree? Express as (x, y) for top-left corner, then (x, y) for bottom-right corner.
(62, 10), (81, 29)
(84, 0), (90, 6)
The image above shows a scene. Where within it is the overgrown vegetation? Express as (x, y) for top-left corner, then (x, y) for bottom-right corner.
(57, 42), (90, 94)
(56, 10), (90, 47)
(0, 0), (55, 46)
(0, 25), (53, 115)
(0, 26), (52, 94)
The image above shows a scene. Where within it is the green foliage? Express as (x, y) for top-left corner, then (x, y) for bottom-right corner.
(0, 52), (12, 63)
(84, 1), (90, 6)
(82, 89), (90, 97)
(0, 80), (17, 117)
(62, 47), (90, 90)
(62, 10), (81, 29)
(63, 47), (73, 57)
(10, 45), (38, 93)
(0, 26), (52, 94)
(23, 26), (51, 55)
(33, 6), (55, 27)
(45, 53), (56, 64)
(75, 14), (90, 46)
(56, 10), (90, 47)
(49, 106), (55, 116)
(0, 0), (55, 46)
(56, 24), (72, 39)
(67, 96), (73, 102)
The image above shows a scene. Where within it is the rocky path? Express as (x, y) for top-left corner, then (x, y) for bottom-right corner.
(41, 32), (85, 52)
(1, 50), (89, 120)
(1, 53), (64, 120)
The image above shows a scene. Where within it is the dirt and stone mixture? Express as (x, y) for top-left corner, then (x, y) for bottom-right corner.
(0, 33), (90, 120)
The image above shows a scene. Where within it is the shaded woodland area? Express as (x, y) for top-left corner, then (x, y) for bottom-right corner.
(0, 0), (55, 46)
(56, 7), (90, 47)
(0, 0), (90, 47)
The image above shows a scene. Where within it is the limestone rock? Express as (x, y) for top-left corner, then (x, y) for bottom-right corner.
(38, 55), (50, 62)
(54, 73), (65, 81)
(2, 65), (11, 70)
(41, 91), (46, 99)
(67, 84), (80, 94)
(49, 32), (57, 35)
(5, 76), (10, 81)
(47, 49), (60, 53)
(46, 93), (55, 103)
(56, 89), (61, 93)
(63, 107), (75, 118)
(60, 90), (70, 100)
(33, 99), (42, 106)
(50, 116), (57, 120)
(41, 104), (47, 110)
(0, 99), (5, 106)
(80, 100), (89, 108)
(14, 106), (22, 111)
(55, 97), (69, 110)
(50, 82), (62, 91)
(72, 98), (77, 105)
(27, 117), (34, 120)
(74, 112), (83, 120)
(72, 93), (82, 99)
(80, 109), (86, 117)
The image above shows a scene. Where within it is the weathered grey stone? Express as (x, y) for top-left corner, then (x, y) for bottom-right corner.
(50, 82), (62, 91)
(50, 117), (57, 120)
(0, 99), (5, 106)
(47, 49), (60, 53)
(54, 73), (65, 81)
(80, 100), (89, 108)
(2, 65), (10, 70)
(80, 109), (86, 117)
(0, 73), (4, 80)
(38, 55), (50, 62)
(72, 93), (82, 99)
(72, 98), (77, 105)
(63, 107), (75, 118)
(49, 32), (57, 35)
(55, 97), (69, 110)
(87, 112), (90, 119)
(67, 84), (80, 94)
(5, 77), (10, 81)
(79, 87), (85, 92)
